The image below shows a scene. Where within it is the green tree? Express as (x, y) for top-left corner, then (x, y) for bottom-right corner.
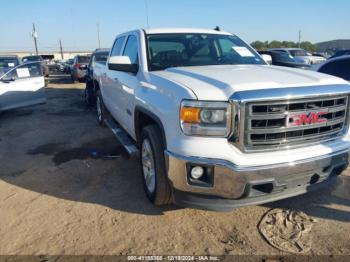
(250, 40), (316, 53)
(268, 40), (283, 48)
(281, 41), (296, 48)
(250, 41), (266, 50)
(300, 41), (316, 53)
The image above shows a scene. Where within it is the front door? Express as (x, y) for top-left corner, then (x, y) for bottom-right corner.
(115, 34), (139, 133)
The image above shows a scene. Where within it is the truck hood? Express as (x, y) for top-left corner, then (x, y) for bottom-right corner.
(151, 65), (348, 100)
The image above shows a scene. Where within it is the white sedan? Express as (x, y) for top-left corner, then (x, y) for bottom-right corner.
(0, 62), (46, 112)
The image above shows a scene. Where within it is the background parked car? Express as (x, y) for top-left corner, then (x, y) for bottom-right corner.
(63, 59), (74, 74)
(258, 50), (311, 69)
(70, 55), (91, 82)
(268, 48), (326, 65)
(313, 55), (350, 82)
(0, 55), (21, 76)
(22, 55), (50, 77)
(85, 48), (110, 105)
(329, 49), (350, 59)
(312, 52), (328, 59)
(0, 61), (46, 112)
(47, 60), (58, 73)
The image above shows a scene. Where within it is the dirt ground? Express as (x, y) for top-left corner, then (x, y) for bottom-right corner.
(0, 73), (350, 256)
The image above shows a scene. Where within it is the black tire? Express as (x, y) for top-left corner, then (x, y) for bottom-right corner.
(140, 125), (172, 205)
(96, 90), (106, 126)
(71, 74), (75, 83)
(84, 87), (96, 106)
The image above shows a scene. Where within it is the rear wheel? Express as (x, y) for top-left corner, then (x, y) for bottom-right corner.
(96, 90), (106, 126)
(140, 125), (172, 205)
(84, 87), (95, 106)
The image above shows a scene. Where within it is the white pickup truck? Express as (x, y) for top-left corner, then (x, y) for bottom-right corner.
(96, 28), (350, 211)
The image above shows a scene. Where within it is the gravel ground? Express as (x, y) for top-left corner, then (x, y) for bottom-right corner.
(0, 73), (349, 256)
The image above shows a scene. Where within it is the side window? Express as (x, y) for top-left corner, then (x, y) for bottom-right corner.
(3, 63), (42, 80)
(218, 38), (235, 54)
(319, 60), (350, 81)
(123, 35), (138, 64)
(111, 37), (126, 57)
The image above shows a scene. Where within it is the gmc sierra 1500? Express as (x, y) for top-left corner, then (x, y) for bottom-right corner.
(96, 28), (350, 211)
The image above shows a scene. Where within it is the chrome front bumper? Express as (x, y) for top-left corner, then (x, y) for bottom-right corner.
(165, 149), (350, 211)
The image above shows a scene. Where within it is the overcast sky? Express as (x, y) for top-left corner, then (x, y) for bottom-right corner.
(1, 0), (349, 52)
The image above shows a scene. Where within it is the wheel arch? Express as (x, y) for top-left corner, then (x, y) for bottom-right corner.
(134, 106), (167, 149)
(93, 79), (100, 91)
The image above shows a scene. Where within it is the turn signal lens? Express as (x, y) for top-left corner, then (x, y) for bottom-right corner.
(181, 107), (200, 123)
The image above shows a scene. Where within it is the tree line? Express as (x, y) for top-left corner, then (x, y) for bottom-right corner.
(250, 41), (317, 52)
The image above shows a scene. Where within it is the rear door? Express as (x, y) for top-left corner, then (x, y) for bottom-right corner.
(103, 36), (126, 120)
(0, 62), (46, 111)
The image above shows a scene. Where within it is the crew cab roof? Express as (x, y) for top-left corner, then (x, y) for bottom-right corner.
(143, 28), (233, 35)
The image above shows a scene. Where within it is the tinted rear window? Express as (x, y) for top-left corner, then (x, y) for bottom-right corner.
(95, 52), (109, 64)
(77, 56), (90, 63)
(23, 56), (42, 62)
(0, 57), (19, 68)
(289, 50), (308, 57)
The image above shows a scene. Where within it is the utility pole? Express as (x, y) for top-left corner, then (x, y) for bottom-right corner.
(59, 40), (64, 60)
(97, 23), (101, 49)
(298, 30), (301, 48)
(32, 23), (39, 55)
(144, 0), (150, 29)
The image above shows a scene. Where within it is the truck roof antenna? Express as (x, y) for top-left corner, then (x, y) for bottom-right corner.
(214, 26), (221, 31)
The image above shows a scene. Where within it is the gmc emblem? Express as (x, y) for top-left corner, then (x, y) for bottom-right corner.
(287, 112), (328, 127)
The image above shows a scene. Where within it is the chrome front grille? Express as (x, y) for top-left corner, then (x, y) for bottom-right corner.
(245, 96), (349, 149)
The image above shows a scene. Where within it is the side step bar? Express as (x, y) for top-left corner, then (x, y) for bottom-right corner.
(104, 116), (139, 158)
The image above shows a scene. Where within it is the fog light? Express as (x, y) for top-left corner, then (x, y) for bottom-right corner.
(191, 166), (204, 179)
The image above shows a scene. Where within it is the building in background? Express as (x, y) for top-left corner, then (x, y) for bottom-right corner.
(0, 51), (91, 60)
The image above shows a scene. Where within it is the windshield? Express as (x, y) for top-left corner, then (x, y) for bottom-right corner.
(22, 56), (42, 62)
(77, 56), (90, 63)
(147, 33), (265, 71)
(0, 57), (19, 76)
(289, 49), (309, 57)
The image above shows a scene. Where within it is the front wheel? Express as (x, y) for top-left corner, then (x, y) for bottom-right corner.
(140, 125), (172, 205)
(71, 74), (75, 83)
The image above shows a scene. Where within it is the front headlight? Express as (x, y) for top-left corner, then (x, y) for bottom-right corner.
(180, 100), (231, 137)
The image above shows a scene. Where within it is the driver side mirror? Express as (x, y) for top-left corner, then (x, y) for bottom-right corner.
(108, 56), (139, 74)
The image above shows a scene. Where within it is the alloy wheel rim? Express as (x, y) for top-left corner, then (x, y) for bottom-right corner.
(142, 139), (156, 193)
